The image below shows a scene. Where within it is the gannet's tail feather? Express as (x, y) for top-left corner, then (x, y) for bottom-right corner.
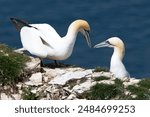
(14, 48), (26, 54)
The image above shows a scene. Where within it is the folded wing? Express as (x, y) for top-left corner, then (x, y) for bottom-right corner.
(31, 24), (61, 45)
(20, 27), (48, 58)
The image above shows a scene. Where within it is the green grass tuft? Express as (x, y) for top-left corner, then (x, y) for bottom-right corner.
(127, 85), (150, 100)
(138, 79), (150, 89)
(126, 79), (150, 100)
(84, 78), (150, 100)
(94, 76), (110, 81)
(21, 87), (39, 100)
(94, 67), (109, 72)
(84, 82), (124, 100)
(0, 44), (29, 86)
(82, 78), (135, 100)
(114, 79), (123, 86)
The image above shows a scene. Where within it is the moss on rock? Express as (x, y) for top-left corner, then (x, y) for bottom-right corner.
(94, 66), (109, 72)
(127, 79), (150, 100)
(21, 87), (39, 100)
(0, 44), (29, 86)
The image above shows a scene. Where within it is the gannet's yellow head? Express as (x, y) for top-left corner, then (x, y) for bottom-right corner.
(70, 19), (91, 47)
(94, 37), (125, 59)
(73, 19), (90, 31)
(107, 37), (125, 49)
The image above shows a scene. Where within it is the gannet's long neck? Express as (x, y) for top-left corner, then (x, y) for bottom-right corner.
(110, 44), (125, 72)
(65, 20), (81, 47)
(112, 45), (125, 61)
(57, 20), (82, 59)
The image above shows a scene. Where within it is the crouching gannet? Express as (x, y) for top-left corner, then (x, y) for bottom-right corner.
(10, 18), (92, 65)
(94, 37), (130, 78)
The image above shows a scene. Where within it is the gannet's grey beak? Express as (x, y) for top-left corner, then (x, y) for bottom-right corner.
(82, 30), (92, 48)
(94, 41), (111, 48)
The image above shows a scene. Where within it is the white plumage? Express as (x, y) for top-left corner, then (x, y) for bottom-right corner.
(11, 18), (91, 61)
(94, 37), (130, 78)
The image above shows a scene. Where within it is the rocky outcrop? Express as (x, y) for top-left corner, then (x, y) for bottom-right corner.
(0, 57), (142, 100)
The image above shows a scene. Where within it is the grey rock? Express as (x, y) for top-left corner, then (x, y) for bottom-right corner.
(49, 69), (92, 85)
(46, 85), (60, 93)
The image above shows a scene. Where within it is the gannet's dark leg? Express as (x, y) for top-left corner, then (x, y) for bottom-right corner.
(54, 60), (59, 67)
(40, 59), (44, 67)
(39, 59), (45, 72)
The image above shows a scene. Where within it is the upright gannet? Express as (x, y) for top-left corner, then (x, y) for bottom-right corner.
(10, 18), (91, 66)
(94, 37), (130, 78)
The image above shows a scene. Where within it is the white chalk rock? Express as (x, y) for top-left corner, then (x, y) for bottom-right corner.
(1, 93), (13, 100)
(65, 67), (84, 72)
(25, 72), (43, 86)
(130, 78), (140, 84)
(43, 76), (49, 82)
(12, 94), (21, 100)
(16, 83), (23, 90)
(123, 78), (140, 87)
(67, 94), (77, 100)
(25, 57), (41, 70)
(31, 89), (37, 94)
(44, 68), (66, 78)
(92, 72), (103, 78)
(72, 80), (96, 94)
(98, 80), (115, 85)
(49, 69), (92, 85)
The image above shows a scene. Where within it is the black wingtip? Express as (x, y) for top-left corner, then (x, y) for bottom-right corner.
(10, 17), (16, 21)
(10, 17), (14, 21)
(10, 17), (31, 31)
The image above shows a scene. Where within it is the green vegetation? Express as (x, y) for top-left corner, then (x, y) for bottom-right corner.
(21, 87), (39, 100)
(127, 85), (150, 100)
(85, 83), (120, 100)
(94, 76), (110, 81)
(127, 79), (150, 100)
(84, 79), (125, 100)
(93, 66), (109, 72)
(138, 79), (150, 89)
(0, 44), (29, 86)
(83, 78), (150, 100)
